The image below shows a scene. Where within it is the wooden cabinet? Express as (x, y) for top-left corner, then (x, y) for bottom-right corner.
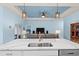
(71, 23), (79, 43)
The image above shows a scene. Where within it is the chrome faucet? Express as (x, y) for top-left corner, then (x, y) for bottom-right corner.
(38, 32), (42, 42)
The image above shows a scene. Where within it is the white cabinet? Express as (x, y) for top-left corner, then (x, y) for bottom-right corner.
(22, 50), (58, 56)
(0, 50), (58, 56)
(0, 51), (21, 56)
(1, 49), (79, 56)
(59, 49), (79, 56)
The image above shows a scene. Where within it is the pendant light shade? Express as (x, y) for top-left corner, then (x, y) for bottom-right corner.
(22, 11), (27, 19)
(41, 11), (47, 18)
(41, 12), (45, 18)
(22, 3), (27, 19)
(55, 11), (60, 18)
(55, 1), (60, 18)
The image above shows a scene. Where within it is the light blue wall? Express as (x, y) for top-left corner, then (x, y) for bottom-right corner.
(0, 5), (65, 44)
(2, 6), (22, 43)
(64, 11), (79, 40)
(21, 19), (64, 38)
(0, 5), (3, 44)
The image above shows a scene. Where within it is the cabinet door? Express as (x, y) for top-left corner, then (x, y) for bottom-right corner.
(10, 51), (22, 56)
(22, 50), (58, 56)
(59, 49), (79, 56)
(0, 51), (21, 56)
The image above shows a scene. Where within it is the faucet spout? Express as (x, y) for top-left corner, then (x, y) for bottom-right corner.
(38, 32), (42, 42)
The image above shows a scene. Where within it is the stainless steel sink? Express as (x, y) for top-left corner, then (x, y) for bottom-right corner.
(28, 43), (53, 47)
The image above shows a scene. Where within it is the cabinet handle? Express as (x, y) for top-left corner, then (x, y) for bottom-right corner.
(68, 52), (74, 54)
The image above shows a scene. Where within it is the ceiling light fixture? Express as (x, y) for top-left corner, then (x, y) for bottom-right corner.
(41, 12), (45, 18)
(55, 1), (60, 18)
(41, 11), (47, 18)
(22, 3), (27, 19)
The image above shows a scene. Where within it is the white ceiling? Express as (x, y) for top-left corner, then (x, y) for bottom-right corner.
(0, 0), (79, 3)
(4, 3), (79, 6)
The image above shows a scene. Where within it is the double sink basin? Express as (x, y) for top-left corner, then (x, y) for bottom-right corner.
(28, 43), (53, 47)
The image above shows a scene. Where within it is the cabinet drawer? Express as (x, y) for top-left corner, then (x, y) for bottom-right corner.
(59, 49), (79, 56)
(0, 51), (21, 56)
(22, 50), (58, 56)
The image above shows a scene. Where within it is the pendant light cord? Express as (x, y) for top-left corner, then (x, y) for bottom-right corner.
(55, 0), (60, 18)
(57, 0), (58, 12)
(22, 3), (27, 19)
(24, 3), (25, 12)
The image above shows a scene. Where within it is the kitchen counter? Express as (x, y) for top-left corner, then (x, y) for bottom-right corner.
(0, 39), (79, 50)
(0, 39), (79, 56)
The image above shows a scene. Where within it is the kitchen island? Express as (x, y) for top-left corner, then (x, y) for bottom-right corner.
(0, 39), (79, 56)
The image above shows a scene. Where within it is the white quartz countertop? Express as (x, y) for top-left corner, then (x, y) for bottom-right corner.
(0, 39), (79, 50)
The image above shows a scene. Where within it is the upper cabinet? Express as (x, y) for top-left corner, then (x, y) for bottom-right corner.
(71, 22), (79, 43)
